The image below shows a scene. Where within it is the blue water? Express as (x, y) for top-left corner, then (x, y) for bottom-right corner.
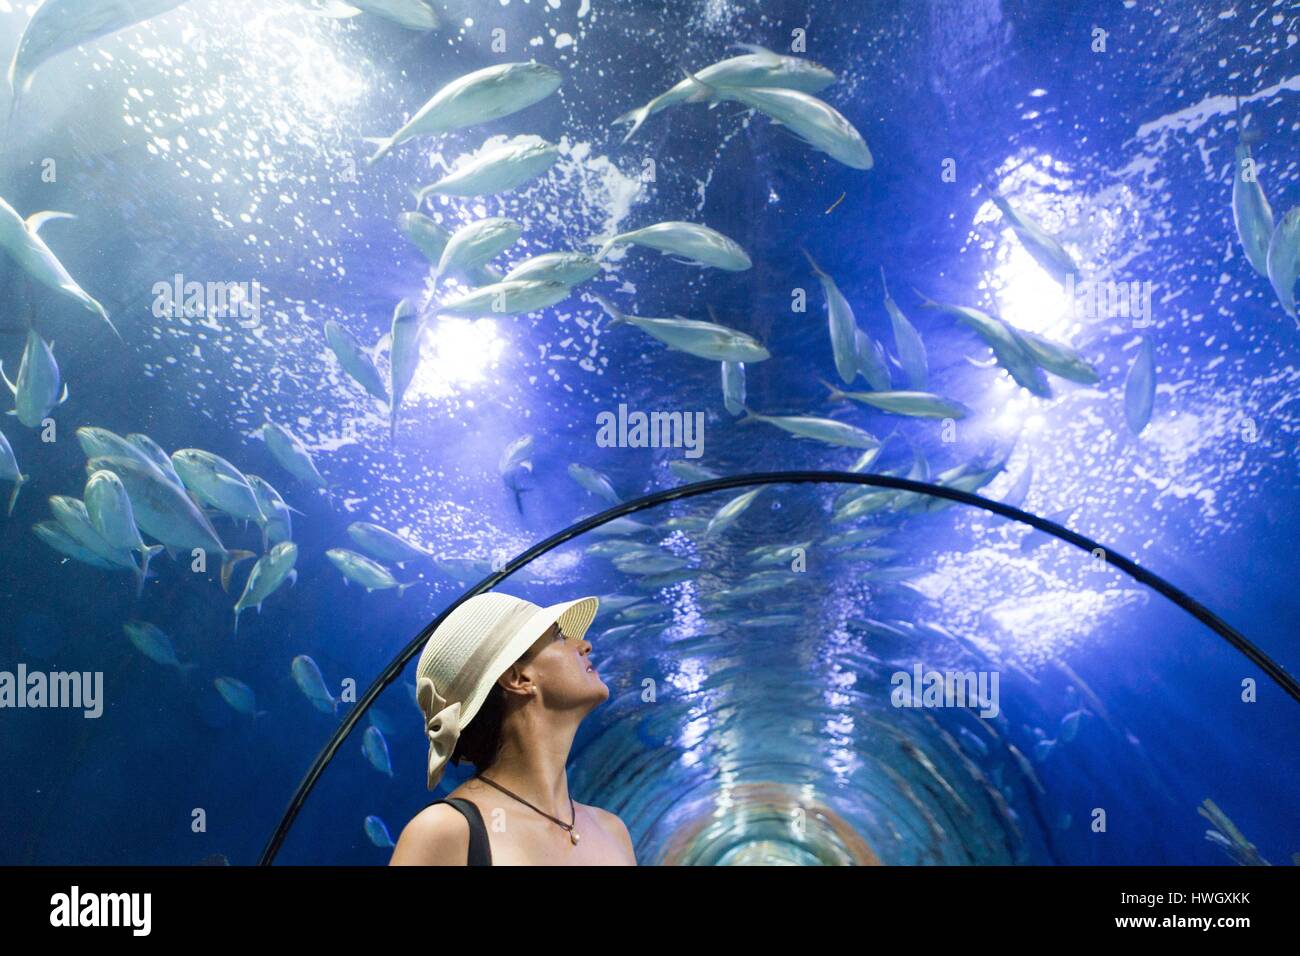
(0, 0), (1297, 865)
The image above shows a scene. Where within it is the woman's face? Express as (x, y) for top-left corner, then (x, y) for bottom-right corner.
(520, 621), (608, 709)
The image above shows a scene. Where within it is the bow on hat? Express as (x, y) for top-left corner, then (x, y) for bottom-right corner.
(417, 677), (463, 790)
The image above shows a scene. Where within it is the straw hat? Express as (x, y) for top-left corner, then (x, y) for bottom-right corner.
(415, 591), (600, 789)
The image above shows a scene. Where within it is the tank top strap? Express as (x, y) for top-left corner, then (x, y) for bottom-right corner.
(428, 798), (493, 866)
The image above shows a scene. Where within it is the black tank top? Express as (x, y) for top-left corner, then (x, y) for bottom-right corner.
(427, 798), (492, 866)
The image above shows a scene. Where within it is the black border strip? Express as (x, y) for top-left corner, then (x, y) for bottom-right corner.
(259, 471), (1299, 864)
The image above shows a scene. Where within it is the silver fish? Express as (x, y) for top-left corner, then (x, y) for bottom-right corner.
(595, 221), (751, 271)
(347, 521), (432, 565)
(247, 474), (294, 546)
(84, 468), (163, 582)
(213, 676), (264, 718)
(1011, 328), (1100, 385)
(388, 298), (424, 440)
(822, 381), (970, 419)
(366, 62), (561, 163)
(721, 360), (746, 415)
(34, 520), (119, 569)
(710, 83), (872, 170)
(397, 212), (502, 285)
(364, 815), (395, 848)
(0, 199), (115, 337)
(1231, 98), (1273, 277)
(801, 249), (858, 384)
(1266, 206), (1300, 321)
(593, 294), (769, 362)
(172, 448), (266, 530)
(362, 725), (393, 776)
(77, 426), (158, 475)
(498, 434), (534, 474)
(123, 621), (194, 673)
(233, 541), (298, 635)
(568, 462), (619, 505)
(261, 421), (327, 490)
(614, 44), (835, 142)
(436, 217), (521, 284)
(437, 278), (570, 318)
(705, 487), (765, 537)
(47, 494), (140, 584)
(916, 292), (1050, 398)
(326, 547), (414, 595)
(880, 268), (927, 389)
(413, 134), (558, 199)
(292, 654), (338, 715)
(325, 320), (388, 404)
(1, 329), (67, 427)
(1124, 338), (1155, 436)
(739, 408), (880, 449)
(668, 460), (717, 484)
(127, 433), (184, 487)
(0, 427), (28, 515)
(987, 192), (1080, 284)
(502, 252), (601, 287)
(854, 327), (891, 391)
(349, 0), (437, 31)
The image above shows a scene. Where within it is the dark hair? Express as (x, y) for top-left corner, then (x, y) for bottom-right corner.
(450, 682), (506, 773)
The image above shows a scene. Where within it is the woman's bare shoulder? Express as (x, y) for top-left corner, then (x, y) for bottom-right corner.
(583, 804), (636, 859)
(388, 803), (471, 865)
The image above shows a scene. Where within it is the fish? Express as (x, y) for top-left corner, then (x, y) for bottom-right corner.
(33, 520), (120, 570)
(1000, 459), (1033, 509)
(721, 360), (746, 415)
(1266, 206), (1300, 321)
(436, 278), (570, 318)
(821, 527), (890, 548)
(86, 455), (254, 590)
(738, 614), (803, 628)
(0, 199), (116, 337)
(435, 217), (521, 285)
(1124, 338), (1155, 436)
(213, 676), (265, 718)
(365, 61), (561, 163)
(706, 83), (872, 169)
(233, 542), (298, 635)
(172, 449), (267, 533)
(349, 0), (437, 31)
(413, 134), (559, 200)
(77, 427), (158, 475)
(878, 268), (927, 390)
(432, 555), (494, 583)
(291, 655), (337, 715)
(705, 487), (765, 537)
(260, 421), (328, 490)
(126, 433), (184, 487)
(822, 381), (970, 419)
(397, 212), (502, 285)
(123, 621), (195, 673)
(502, 252), (601, 287)
(387, 298), (424, 441)
(84, 469), (163, 585)
(47, 495), (142, 585)
(1058, 708), (1085, 743)
(594, 221), (751, 271)
(347, 521), (432, 565)
(324, 321), (388, 404)
(668, 460), (718, 484)
(499, 434), (534, 512)
(1231, 98), (1273, 277)
(568, 462), (620, 505)
(362, 725), (394, 776)
(0, 427), (29, 515)
(613, 44), (836, 142)
(800, 249), (859, 384)
(748, 541), (813, 567)
(915, 292), (1051, 398)
(592, 294), (769, 362)
(987, 191), (1080, 284)
(738, 408), (880, 449)
(246, 475), (294, 546)
(7, 0), (187, 99)
(1011, 328), (1100, 385)
(364, 815), (395, 849)
(589, 517), (653, 536)
(326, 548), (415, 595)
(613, 552), (690, 576)
(854, 328), (892, 391)
(586, 540), (656, 559)
(1, 329), (67, 427)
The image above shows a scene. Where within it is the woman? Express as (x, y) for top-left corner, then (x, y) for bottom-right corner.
(390, 591), (637, 865)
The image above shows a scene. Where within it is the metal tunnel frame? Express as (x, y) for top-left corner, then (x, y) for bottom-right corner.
(259, 470), (1300, 864)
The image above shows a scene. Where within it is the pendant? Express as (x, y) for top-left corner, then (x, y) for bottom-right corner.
(570, 830), (580, 846)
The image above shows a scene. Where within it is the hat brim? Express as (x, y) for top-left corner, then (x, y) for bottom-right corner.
(457, 594), (600, 730)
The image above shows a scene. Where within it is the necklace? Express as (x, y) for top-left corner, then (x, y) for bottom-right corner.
(476, 774), (581, 845)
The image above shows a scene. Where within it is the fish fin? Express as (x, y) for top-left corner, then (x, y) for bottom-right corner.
(910, 287), (941, 310)
(287, 569), (298, 588)
(58, 382), (69, 405)
(590, 292), (625, 327)
(220, 550), (257, 593)
(676, 62), (718, 101)
(397, 582), (416, 597)
(8, 472), (26, 515)
(25, 210), (75, 234)
(879, 266), (892, 299)
(591, 234), (622, 262)
(363, 136), (394, 166)
(138, 544), (164, 584)
(732, 42), (780, 62)
(612, 104), (652, 144)
(0, 360), (13, 395)
(799, 246), (826, 277)
(88, 297), (120, 340)
(819, 378), (848, 402)
(736, 406), (761, 426)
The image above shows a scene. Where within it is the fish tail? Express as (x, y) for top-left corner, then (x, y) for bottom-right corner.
(0, 359), (14, 394)
(591, 234), (621, 262)
(736, 406), (761, 426)
(613, 104), (651, 144)
(878, 266), (891, 299)
(7, 472), (26, 516)
(819, 378), (847, 402)
(363, 136), (394, 166)
(397, 582), (416, 598)
(799, 246), (825, 277)
(220, 549), (256, 593)
(90, 298), (121, 340)
(233, 607), (241, 638)
(139, 543), (164, 583)
(911, 287), (940, 310)
(590, 292), (625, 326)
